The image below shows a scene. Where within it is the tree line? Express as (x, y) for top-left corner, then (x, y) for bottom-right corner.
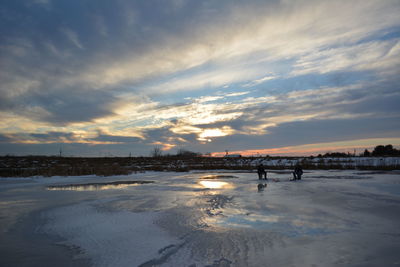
(150, 147), (203, 158)
(317, 144), (400, 157)
(151, 144), (400, 158)
(361, 144), (400, 157)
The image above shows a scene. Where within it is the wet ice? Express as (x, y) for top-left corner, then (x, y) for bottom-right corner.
(1, 170), (400, 266)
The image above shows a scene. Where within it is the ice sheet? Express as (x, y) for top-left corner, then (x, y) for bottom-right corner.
(1, 170), (400, 266)
(41, 202), (180, 267)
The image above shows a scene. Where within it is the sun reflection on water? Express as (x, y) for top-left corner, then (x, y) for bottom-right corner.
(199, 181), (233, 189)
(204, 206), (339, 237)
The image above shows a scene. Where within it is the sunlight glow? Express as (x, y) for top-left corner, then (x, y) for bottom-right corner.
(152, 141), (176, 151)
(198, 126), (234, 142)
(199, 181), (232, 189)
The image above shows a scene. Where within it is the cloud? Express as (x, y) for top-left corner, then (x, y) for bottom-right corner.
(292, 39), (400, 76)
(141, 64), (272, 94)
(243, 74), (278, 88)
(2, 131), (80, 144)
(1, 0), (399, 155)
(32, 0), (51, 5)
(0, 134), (12, 143)
(2, 131), (145, 146)
(91, 134), (142, 144)
(6, 0), (396, 94)
(198, 116), (400, 155)
(61, 28), (84, 49)
(197, 126), (235, 142)
(4, 75), (399, 151)
(228, 137), (400, 156)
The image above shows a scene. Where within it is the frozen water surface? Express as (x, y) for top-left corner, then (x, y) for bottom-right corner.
(1, 170), (400, 266)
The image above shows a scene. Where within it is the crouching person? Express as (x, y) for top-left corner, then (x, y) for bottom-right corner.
(293, 165), (303, 180)
(257, 164), (267, 180)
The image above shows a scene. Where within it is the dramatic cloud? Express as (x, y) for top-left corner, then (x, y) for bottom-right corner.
(0, 0), (399, 156)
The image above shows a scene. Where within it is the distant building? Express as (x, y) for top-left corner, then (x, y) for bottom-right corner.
(224, 154), (242, 158)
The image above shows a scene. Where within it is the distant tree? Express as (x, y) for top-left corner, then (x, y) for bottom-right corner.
(372, 145), (385, 156)
(150, 146), (162, 157)
(323, 152), (349, 157)
(372, 144), (400, 156)
(176, 149), (201, 157)
(362, 149), (371, 157)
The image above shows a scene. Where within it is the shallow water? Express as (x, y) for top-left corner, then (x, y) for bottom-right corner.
(1, 170), (400, 266)
(46, 180), (154, 191)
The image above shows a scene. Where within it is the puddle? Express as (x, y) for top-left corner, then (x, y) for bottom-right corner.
(360, 183), (400, 196)
(200, 175), (238, 179)
(199, 188), (344, 237)
(309, 175), (371, 180)
(46, 180), (154, 191)
(354, 171), (397, 175)
(208, 209), (340, 237)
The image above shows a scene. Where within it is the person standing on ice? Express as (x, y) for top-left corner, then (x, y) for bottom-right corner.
(257, 164), (267, 180)
(293, 165), (303, 180)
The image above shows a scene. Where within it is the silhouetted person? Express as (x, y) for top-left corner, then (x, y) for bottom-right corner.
(257, 183), (267, 192)
(257, 164), (267, 180)
(293, 165), (303, 180)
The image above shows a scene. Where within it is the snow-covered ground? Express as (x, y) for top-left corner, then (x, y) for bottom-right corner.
(1, 170), (400, 266)
(228, 157), (400, 168)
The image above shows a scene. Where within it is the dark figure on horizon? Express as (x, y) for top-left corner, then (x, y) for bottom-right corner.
(293, 165), (303, 180)
(257, 164), (267, 180)
(257, 183), (267, 192)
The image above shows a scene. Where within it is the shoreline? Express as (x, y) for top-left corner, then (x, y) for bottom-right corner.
(1, 156), (399, 178)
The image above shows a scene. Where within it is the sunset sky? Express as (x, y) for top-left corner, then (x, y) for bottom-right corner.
(1, 0), (399, 156)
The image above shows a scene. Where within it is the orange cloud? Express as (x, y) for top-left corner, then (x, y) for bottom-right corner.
(152, 141), (176, 151)
(212, 138), (400, 157)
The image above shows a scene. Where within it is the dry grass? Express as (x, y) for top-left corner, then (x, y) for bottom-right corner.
(0, 155), (398, 177)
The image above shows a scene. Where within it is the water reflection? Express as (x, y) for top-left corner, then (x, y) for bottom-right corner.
(257, 183), (267, 192)
(47, 180), (154, 191)
(201, 175), (238, 180)
(199, 181), (233, 189)
(213, 212), (336, 236)
(205, 204), (339, 237)
(196, 180), (341, 237)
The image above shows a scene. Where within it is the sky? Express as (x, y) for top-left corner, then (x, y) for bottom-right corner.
(0, 0), (399, 157)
